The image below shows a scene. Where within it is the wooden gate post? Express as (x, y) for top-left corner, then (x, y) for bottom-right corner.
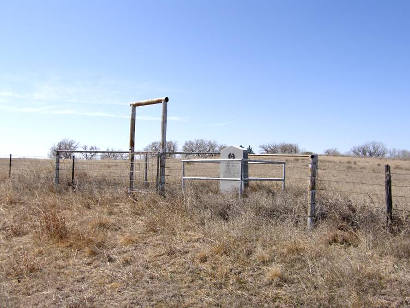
(385, 164), (393, 226)
(129, 97), (169, 194)
(308, 154), (318, 229)
(129, 105), (136, 192)
(159, 99), (168, 194)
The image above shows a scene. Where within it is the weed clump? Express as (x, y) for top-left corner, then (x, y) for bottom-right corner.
(38, 208), (68, 241)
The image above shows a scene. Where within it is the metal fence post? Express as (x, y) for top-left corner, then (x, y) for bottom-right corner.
(55, 151), (60, 185)
(156, 152), (160, 192)
(71, 155), (75, 188)
(282, 162), (286, 190)
(385, 164), (393, 226)
(181, 161), (185, 195)
(9, 154), (12, 178)
(144, 153), (149, 187)
(308, 154), (318, 229)
(239, 159), (244, 198)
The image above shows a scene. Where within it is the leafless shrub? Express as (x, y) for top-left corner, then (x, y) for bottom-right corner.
(81, 145), (99, 160)
(144, 141), (178, 157)
(389, 148), (410, 160)
(100, 148), (127, 160)
(259, 143), (300, 154)
(49, 138), (79, 158)
(324, 148), (341, 155)
(351, 141), (387, 158)
(182, 139), (225, 157)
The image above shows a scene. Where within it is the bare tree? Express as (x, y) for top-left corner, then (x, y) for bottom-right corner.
(144, 141), (178, 157)
(182, 139), (225, 157)
(259, 143), (300, 154)
(324, 148), (341, 156)
(351, 142), (387, 158)
(81, 145), (99, 160)
(100, 148), (127, 160)
(389, 148), (410, 159)
(49, 139), (79, 158)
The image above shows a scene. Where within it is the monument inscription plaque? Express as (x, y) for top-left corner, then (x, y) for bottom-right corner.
(219, 146), (248, 193)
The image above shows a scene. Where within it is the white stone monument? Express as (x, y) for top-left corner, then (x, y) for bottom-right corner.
(220, 146), (248, 194)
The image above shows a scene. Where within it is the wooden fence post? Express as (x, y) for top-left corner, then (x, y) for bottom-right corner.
(308, 154), (318, 229)
(9, 154), (12, 178)
(129, 105), (136, 192)
(385, 164), (393, 226)
(55, 151), (60, 185)
(159, 99), (168, 194)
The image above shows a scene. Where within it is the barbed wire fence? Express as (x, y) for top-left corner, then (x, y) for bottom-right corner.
(1, 152), (409, 227)
(314, 156), (410, 226)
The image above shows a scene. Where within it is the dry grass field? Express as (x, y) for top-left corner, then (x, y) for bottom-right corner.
(0, 155), (409, 307)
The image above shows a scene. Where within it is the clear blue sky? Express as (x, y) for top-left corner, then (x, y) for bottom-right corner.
(1, 0), (409, 157)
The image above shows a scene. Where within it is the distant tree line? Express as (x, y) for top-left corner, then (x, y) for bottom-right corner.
(144, 141), (178, 157)
(259, 141), (409, 159)
(48, 139), (126, 160)
(325, 141), (409, 159)
(259, 143), (300, 154)
(50, 139), (409, 160)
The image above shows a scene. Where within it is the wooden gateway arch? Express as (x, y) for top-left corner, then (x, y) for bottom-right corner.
(129, 97), (169, 193)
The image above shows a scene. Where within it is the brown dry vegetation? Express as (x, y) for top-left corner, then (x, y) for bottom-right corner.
(0, 156), (409, 307)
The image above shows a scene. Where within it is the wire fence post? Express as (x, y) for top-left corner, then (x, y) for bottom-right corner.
(54, 151), (60, 185)
(71, 155), (75, 188)
(9, 154), (12, 178)
(385, 164), (393, 227)
(308, 154), (318, 229)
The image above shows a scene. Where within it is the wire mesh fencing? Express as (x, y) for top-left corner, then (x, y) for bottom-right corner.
(0, 154), (54, 183)
(57, 152), (159, 191)
(315, 156), (410, 220)
(2, 152), (409, 222)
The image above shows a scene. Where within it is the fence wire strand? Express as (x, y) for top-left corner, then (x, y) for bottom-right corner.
(2, 153), (410, 212)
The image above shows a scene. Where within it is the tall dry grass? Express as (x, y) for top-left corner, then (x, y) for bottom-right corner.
(0, 157), (409, 307)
